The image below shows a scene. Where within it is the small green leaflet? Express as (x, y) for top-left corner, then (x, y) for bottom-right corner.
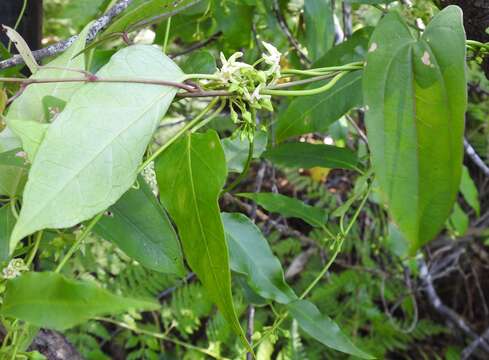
(155, 130), (252, 352)
(0, 149), (28, 197)
(263, 142), (358, 170)
(222, 130), (268, 173)
(182, 50), (217, 74)
(1, 272), (159, 330)
(460, 166), (479, 215)
(238, 192), (326, 228)
(2, 25), (39, 74)
(287, 300), (374, 359)
(0, 127), (22, 154)
(6, 119), (48, 161)
(222, 212), (297, 304)
(363, 6), (467, 254)
(93, 176), (185, 276)
(10, 45), (184, 252)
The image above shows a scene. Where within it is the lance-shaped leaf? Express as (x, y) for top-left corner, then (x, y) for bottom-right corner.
(263, 142), (358, 170)
(0, 205), (16, 261)
(222, 212), (297, 304)
(288, 299), (373, 359)
(10, 45), (184, 251)
(1, 272), (159, 330)
(363, 6), (467, 253)
(238, 192), (327, 228)
(93, 177), (185, 276)
(155, 131), (250, 351)
(104, 0), (196, 34)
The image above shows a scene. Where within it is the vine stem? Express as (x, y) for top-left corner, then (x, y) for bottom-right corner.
(25, 230), (43, 267)
(94, 317), (226, 359)
(261, 71), (347, 96)
(0, 76), (197, 93)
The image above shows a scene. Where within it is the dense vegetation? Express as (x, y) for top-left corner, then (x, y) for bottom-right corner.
(0, 0), (489, 359)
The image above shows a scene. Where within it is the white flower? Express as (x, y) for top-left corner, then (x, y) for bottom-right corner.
(217, 52), (253, 83)
(2, 258), (28, 279)
(261, 41), (281, 77)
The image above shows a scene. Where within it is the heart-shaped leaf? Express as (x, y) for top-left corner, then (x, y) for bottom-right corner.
(363, 6), (467, 253)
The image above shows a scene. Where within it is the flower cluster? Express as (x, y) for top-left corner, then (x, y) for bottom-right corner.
(2, 258), (28, 279)
(214, 42), (282, 140)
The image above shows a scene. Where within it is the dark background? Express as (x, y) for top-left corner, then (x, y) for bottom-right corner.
(0, 0), (43, 56)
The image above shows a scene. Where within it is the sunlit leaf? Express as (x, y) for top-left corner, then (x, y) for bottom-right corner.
(10, 45), (184, 251)
(7, 22), (93, 124)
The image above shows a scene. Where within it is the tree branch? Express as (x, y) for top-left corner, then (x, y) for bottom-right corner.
(29, 330), (83, 360)
(464, 138), (489, 177)
(419, 258), (489, 354)
(0, 0), (133, 70)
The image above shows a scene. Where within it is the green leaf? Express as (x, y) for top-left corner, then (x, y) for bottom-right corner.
(363, 6), (467, 253)
(104, 0), (195, 34)
(0, 127), (22, 154)
(10, 45), (184, 251)
(460, 166), (479, 216)
(181, 50), (217, 74)
(2, 25), (39, 74)
(222, 130), (267, 173)
(275, 28), (371, 142)
(287, 299), (373, 359)
(222, 212), (297, 304)
(449, 202), (468, 236)
(155, 130), (251, 351)
(263, 142), (358, 170)
(0, 205), (16, 261)
(276, 73), (362, 142)
(93, 177), (185, 275)
(6, 22), (92, 124)
(304, 0), (334, 61)
(214, 1), (254, 48)
(0, 149), (28, 197)
(238, 192), (326, 228)
(62, 0), (105, 30)
(6, 119), (48, 161)
(1, 272), (159, 330)
(346, 0), (395, 3)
